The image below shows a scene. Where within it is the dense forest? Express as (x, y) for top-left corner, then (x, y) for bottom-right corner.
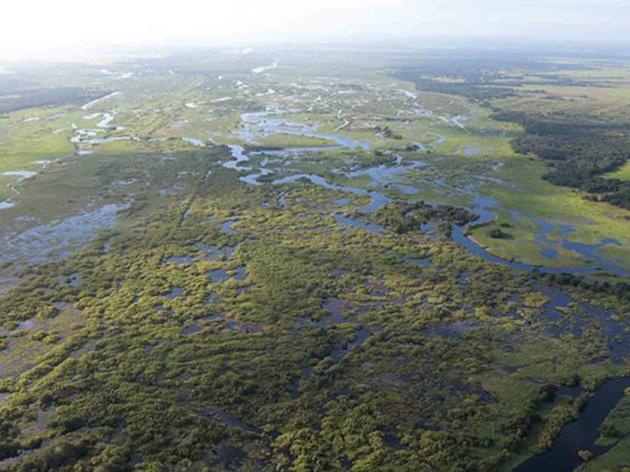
(397, 58), (630, 209)
(492, 112), (630, 209)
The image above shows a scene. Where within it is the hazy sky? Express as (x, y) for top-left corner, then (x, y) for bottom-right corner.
(1, 0), (629, 60)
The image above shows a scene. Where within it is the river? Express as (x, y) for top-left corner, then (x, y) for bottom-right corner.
(222, 109), (628, 277)
(515, 378), (630, 472)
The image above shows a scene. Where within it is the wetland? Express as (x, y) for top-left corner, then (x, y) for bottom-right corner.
(0, 44), (628, 471)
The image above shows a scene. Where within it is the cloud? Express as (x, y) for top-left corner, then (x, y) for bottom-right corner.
(0, 0), (628, 60)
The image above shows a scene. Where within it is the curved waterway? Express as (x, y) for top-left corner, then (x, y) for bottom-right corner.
(223, 110), (628, 277)
(454, 197), (630, 277)
(239, 111), (371, 150)
(515, 378), (630, 472)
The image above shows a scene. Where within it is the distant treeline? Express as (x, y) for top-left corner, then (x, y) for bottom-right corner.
(394, 56), (630, 210)
(0, 87), (103, 113)
(539, 272), (630, 301)
(409, 78), (517, 101)
(393, 55), (589, 102)
(493, 111), (630, 209)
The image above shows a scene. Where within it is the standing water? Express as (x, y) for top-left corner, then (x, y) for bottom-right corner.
(516, 378), (630, 472)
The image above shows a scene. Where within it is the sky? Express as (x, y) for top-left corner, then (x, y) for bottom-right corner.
(1, 0), (629, 60)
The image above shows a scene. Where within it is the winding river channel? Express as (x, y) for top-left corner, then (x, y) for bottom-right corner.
(224, 110), (629, 277)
